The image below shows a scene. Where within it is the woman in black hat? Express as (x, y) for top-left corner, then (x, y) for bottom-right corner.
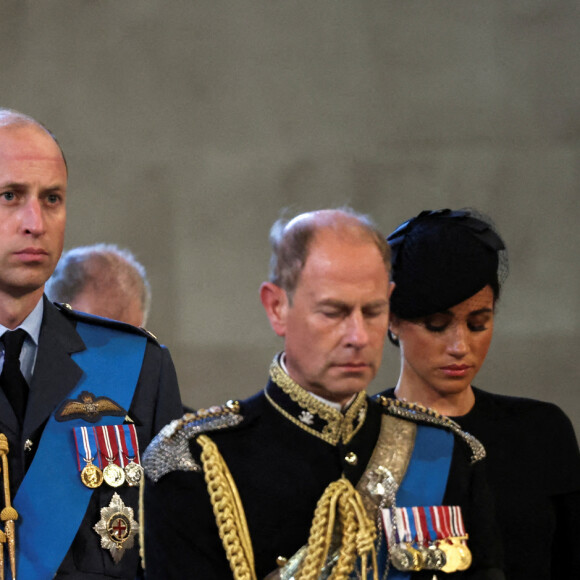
(380, 208), (580, 580)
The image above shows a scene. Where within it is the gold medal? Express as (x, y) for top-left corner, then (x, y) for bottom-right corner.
(76, 428), (102, 488)
(451, 537), (472, 571)
(447, 506), (471, 571)
(103, 462), (126, 487)
(124, 461), (144, 487)
(81, 462), (104, 489)
(405, 542), (424, 571)
(438, 539), (461, 573)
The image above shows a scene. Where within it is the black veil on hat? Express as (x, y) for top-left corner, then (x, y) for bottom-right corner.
(388, 209), (508, 319)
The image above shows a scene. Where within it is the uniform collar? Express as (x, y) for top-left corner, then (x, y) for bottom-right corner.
(265, 353), (368, 446)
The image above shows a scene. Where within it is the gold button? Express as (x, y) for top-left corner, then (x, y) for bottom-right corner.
(24, 439), (33, 452)
(344, 451), (358, 465)
(276, 556), (288, 567)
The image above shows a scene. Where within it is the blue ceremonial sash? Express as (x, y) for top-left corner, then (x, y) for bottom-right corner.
(397, 424), (453, 506)
(380, 424), (454, 580)
(13, 322), (146, 579)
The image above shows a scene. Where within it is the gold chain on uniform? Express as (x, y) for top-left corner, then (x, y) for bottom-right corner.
(198, 435), (257, 580)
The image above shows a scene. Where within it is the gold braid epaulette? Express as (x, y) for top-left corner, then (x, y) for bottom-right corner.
(142, 400), (244, 482)
(377, 396), (486, 463)
(142, 403), (256, 579)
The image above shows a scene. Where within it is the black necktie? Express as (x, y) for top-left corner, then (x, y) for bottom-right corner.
(0, 329), (29, 425)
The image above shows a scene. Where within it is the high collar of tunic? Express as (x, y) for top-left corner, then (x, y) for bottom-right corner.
(265, 353), (368, 446)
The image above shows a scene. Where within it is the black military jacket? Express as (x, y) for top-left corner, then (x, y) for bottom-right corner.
(144, 358), (503, 579)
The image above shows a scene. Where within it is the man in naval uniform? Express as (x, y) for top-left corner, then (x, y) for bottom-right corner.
(144, 209), (503, 579)
(0, 108), (182, 579)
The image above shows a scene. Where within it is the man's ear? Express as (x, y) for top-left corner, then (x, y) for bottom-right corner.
(389, 312), (401, 337)
(260, 282), (289, 337)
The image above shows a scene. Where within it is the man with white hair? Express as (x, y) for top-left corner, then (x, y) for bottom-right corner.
(46, 243), (151, 327)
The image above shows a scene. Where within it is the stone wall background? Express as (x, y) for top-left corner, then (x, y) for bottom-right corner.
(2, 2), (578, 434)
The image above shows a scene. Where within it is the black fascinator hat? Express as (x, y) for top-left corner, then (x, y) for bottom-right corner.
(388, 209), (508, 320)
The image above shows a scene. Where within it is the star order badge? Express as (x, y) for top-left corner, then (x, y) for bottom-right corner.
(93, 493), (139, 563)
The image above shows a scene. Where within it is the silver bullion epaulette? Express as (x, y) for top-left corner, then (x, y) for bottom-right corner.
(143, 400), (243, 482)
(377, 396), (486, 463)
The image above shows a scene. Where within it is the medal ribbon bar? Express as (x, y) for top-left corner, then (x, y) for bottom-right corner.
(73, 426), (98, 471)
(127, 424), (141, 463)
(98, 426), (120, 466)
(117, 425), (130, 466)
(113, 425), (127, 468)
(437, 506), (452, 540)
(116, 425), (144, 486)
(420, 505), (435, 544)
(402, 507), (414, 544)
(116, 424), (141, 465)
(412, 506), (427, 546)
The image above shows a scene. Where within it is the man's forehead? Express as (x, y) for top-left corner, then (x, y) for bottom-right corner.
(316, 295), (390, 309)
(298, 233), (389, 296)
(305, 229), (384, 267)
(0, 124), (62, 159)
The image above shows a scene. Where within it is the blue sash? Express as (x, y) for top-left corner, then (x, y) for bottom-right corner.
(13, 322), (146, 579)
(380, 424), (454, 580)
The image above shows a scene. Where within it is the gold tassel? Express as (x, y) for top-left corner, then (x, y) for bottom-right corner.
(0, 434), (18, 580)
(0, 528), (6, 580)
(296, 477), (378, 580)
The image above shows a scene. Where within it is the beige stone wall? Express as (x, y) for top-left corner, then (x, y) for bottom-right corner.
(2, 1), (578, 433)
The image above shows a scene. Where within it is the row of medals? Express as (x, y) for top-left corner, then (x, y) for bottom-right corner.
(390, 536), (472, 573)
(81, 458), (144, 489)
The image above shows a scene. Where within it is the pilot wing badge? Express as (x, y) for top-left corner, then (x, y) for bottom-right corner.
(55, 391), (127, 423)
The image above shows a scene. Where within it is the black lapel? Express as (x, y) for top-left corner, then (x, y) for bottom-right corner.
(0, 388), (19, 436)
(23, 297), (86, 438)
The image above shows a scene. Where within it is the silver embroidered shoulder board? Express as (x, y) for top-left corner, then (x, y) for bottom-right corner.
(377, 396), (486, 463)
(142, 400), (244, 482)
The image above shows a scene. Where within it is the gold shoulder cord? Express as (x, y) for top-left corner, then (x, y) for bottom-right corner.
(196, 434), (377, 580)
(197, 434), (257, 580)
(296, 478), (378, 580)
(0, 433), (18, 580)
(139, 474), (146, 571)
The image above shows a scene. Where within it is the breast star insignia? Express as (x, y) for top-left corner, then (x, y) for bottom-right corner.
(55, 391), (127, 423)
(93, 492), (139, 563)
